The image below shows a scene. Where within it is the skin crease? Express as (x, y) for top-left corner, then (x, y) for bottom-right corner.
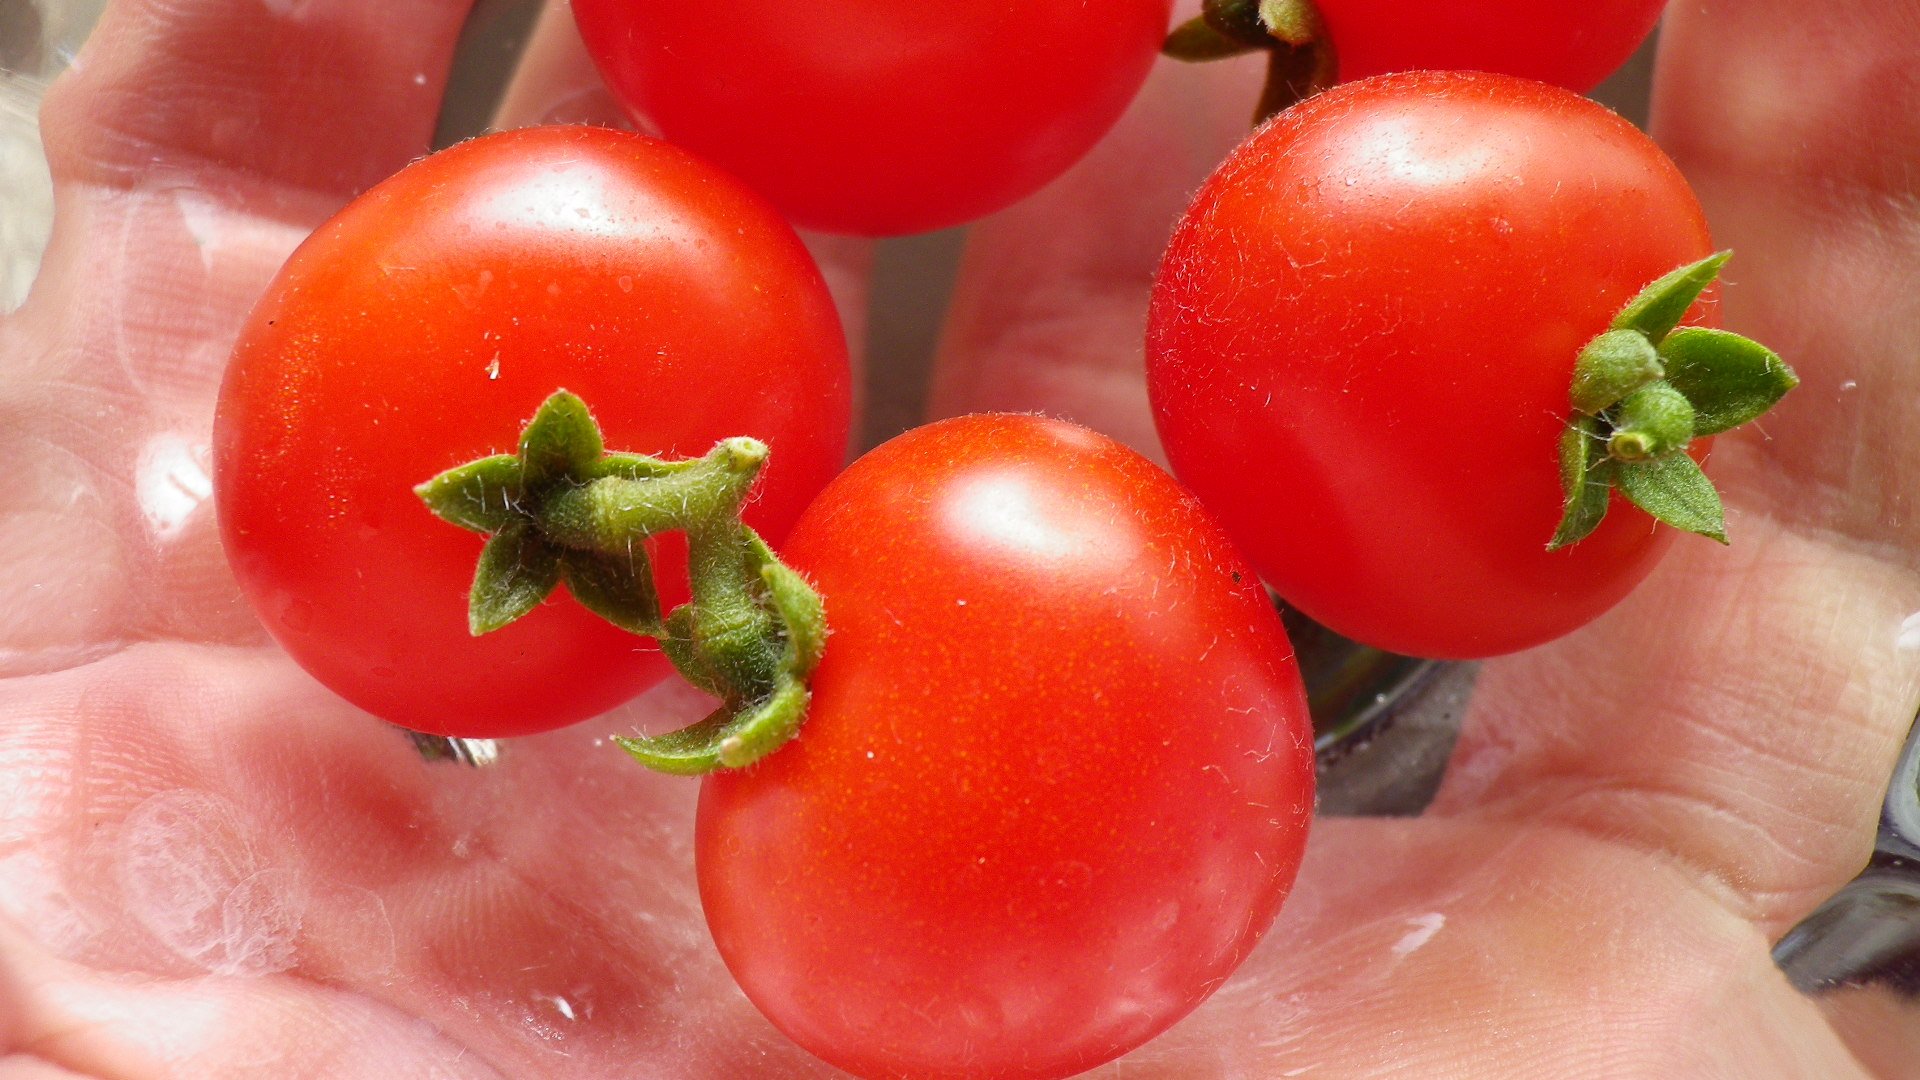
(568, 0), (1174, 237)
(0, 0), (1917, 1077)
(215, 126), (852, 738)
(1309, 0), (1665, 92)
(1147, 72), (1716, 659)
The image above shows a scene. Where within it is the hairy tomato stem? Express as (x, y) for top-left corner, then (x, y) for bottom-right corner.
(1549, 253), (1796, 550)
(415, 390), (826, 773)
(1163, 0), (1334, 125)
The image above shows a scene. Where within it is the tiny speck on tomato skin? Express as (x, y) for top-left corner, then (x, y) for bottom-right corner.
(696, 414), (1314, 1080)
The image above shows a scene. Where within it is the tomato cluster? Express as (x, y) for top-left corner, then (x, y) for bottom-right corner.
(213, 7), (1794, 1078)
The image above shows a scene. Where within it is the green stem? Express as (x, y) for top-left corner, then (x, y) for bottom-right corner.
(414, 390), (826, 774)
(1203, 0), (1270, 44)
(1164, 0), (1334, 125)
(1549, 254), (1795, 549)
(680, 520), (783, 702)
(538, 440), (766, 553)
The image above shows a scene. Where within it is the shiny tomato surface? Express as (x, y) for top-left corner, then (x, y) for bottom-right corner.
(572, 0), (1173, 236)
(698, 414), (1315, 1079)
(1148, 73), (1716, 659)
(215, 126), (850, 737)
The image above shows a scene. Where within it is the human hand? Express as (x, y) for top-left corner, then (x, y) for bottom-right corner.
(1, 0), (1916, 1075)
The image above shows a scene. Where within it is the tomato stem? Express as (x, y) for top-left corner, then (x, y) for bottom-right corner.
(1163, 0), (1335, 125)
(415, 390), (827, 773)
(1549, 253), (1797, 550)
(540, 440), (766, 554)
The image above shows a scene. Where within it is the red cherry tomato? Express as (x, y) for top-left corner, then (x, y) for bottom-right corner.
(570, 0), (1173, 236)
(1147, 72), (1716, 659)
(214, 126), (850, 737)
(697, 414), (1314, 1080)
(1314, 0), (1664, 92)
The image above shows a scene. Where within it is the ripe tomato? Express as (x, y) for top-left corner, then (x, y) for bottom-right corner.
(1147, 72), (1716, 659)
(570, 0), (1173, 236)
(214, 126), (850, 737)
(697, 414), (1314, 1079)
(1313, 0), (1664, 91)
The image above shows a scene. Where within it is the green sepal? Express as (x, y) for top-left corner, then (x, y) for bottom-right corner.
(561, 547), (662, 635)
(1611, 251), (1731, 344)
(1206, 0), (1273, 43)
(1658, 327), (1800, 436)
(518, 390), (603, 489)
(715, 681), (811, 769)
(614, 679), (811, 775)
(1549, 417), (1615, 551)
(1571, 329), (1664, 416)
(418, 390), (829, 774)
(614, 707), (732, 776)
(1606, 381), (1696, 461)
(739, 529), (826, 677)
(1164, 0), (1332, 122)
(762, 562), (826, 675)
(1258, 0), (1322, 45)
(469, 523), (563, 634)
(587, 450), (694, 481)
(1164, 14), (1262, 60)
(1549, 250), (1795, 550)
(1616, 453), (1728, 544)
(1165, 0), (1270, 60)
(414, 454), (523, 535)
(660, 605), (723, 698)
(1254, 42), (1334, 125)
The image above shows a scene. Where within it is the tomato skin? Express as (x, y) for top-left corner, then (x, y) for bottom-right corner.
(214, 126), (850, 738)
(697, 415), (1314, 1080)
(570, 0), (1173, 236)
(1316, 0), (1664, 92)
(1146, 73), (1716, 660)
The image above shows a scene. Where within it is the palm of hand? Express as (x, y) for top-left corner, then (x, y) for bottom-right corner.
(3, 0), (1917, 1076)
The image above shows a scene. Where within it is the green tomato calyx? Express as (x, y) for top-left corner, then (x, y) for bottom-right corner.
(1549, 252), (1798, 551)
(415, 390), (826, 774)
(1162, 0), (1335, 125)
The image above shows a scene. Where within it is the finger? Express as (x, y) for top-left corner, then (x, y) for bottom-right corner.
(1, 921), (503, 1080)
(39, 0), (472, 200)
(1819, 986), (1920, 1079)
(925, 12), (1260, 460)
(1434, 0), (1920, 935)
(23, 0), (479, 375)
(491, 0), (875, 441)
(1107, 818), (1869, 1076)
(24, 0), (478, 345)
(490, 0), (631, 130)
(0, 0), (480, 653)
